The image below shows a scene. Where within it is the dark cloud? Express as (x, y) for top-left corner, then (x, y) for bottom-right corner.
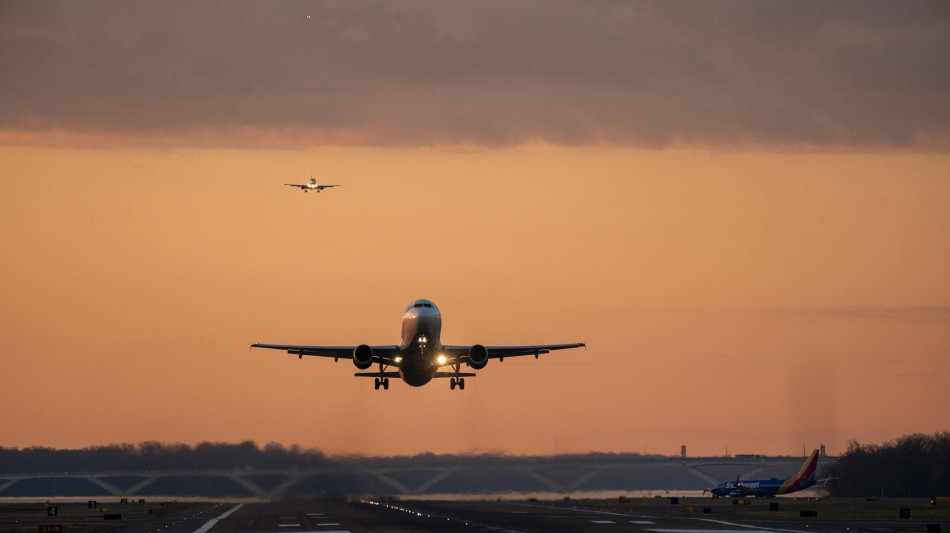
(1, 0), (948, 148)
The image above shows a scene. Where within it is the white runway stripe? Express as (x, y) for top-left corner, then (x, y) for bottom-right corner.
(193, 503), (245, 533)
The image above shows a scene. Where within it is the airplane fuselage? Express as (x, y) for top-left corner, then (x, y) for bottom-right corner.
(709, 476), (815, 498)
(398, 299), (444, 386)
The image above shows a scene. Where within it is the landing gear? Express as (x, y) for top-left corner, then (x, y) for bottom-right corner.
(374, 377), (389, 390)
(450, 377), (465, 390)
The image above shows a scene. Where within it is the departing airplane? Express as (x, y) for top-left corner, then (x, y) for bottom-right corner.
(285, 176), (339, 192)
(705, 449), (821, 498)
(251, 299), (585, 390)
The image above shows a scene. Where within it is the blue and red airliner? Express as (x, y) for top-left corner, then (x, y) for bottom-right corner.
(706, 449), (820, 498)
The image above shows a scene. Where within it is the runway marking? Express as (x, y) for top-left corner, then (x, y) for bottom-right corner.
(693, 518), (805, 533)
(591, 519), (616, 523)
(271, 531), (349, 533)
(632, 520), (656, 524)
(647, 530), (781, 533)
(316, 523), (340, 526)
(550, 506), (632, 517)
(278, 524), (301, 527)
(192, 503), (245, 533)
(648, 520), (805, 533)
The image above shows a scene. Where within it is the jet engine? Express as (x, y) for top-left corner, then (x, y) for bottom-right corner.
(352, 344), (373, 370)
(467, 344), (488, 369)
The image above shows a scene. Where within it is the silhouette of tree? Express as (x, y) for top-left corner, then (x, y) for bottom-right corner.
(827, 432), (950, 497)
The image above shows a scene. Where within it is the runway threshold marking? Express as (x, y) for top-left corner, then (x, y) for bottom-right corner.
(192, 503), (245, 533)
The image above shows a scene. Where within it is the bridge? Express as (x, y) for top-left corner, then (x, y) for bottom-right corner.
(0, 456), (833, 499)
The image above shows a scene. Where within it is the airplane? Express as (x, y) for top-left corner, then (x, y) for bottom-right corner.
(251, 299), (585, 390)
(285, 176), (339, 192)
(705, 449), (821, 498)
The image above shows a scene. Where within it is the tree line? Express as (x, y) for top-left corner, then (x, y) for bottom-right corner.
(826, 432), (950, 497)
(0, 441), (330, 473)
(0, 442), (665, 473)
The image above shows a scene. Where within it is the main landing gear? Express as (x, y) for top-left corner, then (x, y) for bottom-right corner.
(450, 377), (465, 390)
(374, 377), (389, 390)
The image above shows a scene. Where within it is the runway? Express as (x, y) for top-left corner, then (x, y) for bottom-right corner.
(5, 497), (946, 532)
(122, 498), (818, 533)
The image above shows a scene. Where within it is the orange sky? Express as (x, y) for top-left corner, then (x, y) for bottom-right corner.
(1, 2), (949, 457)
(2, 145), (948, 457)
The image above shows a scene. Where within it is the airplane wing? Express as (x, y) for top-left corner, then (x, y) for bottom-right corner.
(284, 184), (307, 189)
(251, 343), (402, 366)
(316, 184), (340, 190)
(441, 343), (585, 362)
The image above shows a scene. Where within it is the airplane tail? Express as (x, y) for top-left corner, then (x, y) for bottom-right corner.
(793, 449), (820, 481)
(777, 449), (820, 494)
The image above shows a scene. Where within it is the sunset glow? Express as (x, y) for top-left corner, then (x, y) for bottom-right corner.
(1, 2), (948, 458)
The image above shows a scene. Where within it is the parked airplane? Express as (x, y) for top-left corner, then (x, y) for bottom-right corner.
(285, 176), (339, 192)
(251, 299), (585, 390)
(705, 449), (821, 498)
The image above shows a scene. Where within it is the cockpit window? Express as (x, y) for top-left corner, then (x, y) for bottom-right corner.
(424, 303), (432, 308)
(414, 303), (424, 308)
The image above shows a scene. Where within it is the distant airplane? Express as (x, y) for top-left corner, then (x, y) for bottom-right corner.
(285, 176), (339, 192)
(251, 299), (585, 390)
(705, 449), (821, 498)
